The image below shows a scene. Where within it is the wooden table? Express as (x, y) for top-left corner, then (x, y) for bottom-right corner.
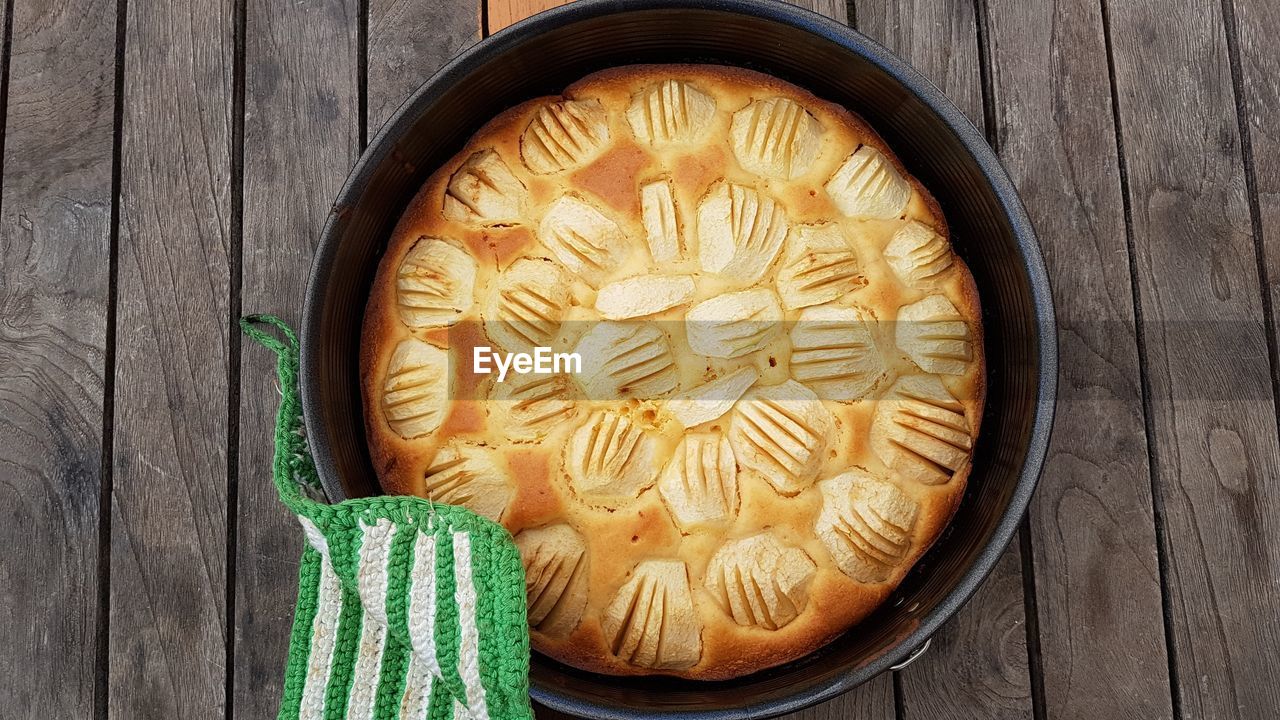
(3, 0), (1278, 717)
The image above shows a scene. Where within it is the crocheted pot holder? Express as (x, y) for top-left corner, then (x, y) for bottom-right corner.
(242, 316), (535, 720)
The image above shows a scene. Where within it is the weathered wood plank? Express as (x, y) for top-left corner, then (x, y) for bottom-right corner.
(487, 0), (563, 33)
(0, 0), (117, 715)
(852, 0), (1032, 716)
(855, 0), (985, 125)
(982, 0), (1176, 716)
(807, 673), (895, 720)
(108, 0), (236, 715)
(1105, 0), (1280, 716)
(367, 0), (479, 134)
(793, 0), (847, 23)
(486, 0), (846, 35)
(231, 0), (360, 716)
(899, 549), (1031, 719)
(1231, 0), (1280, 483)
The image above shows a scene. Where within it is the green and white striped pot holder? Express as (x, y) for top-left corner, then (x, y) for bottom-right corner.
(242, 316), (535, 720)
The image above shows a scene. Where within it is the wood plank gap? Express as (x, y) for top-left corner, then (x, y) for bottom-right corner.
(224, 0), (248, 716)
(1220, 0), (1280, 449)
(1096, 0), (1184, 716)
(971, 0), (998, 151)
(891, 670), (905, 720)
(845, 0), (857, 28)
(96, 0), (129, 716)
(481, 0), (490, 38)
(1016, 522), (1046, 720)
(359, 0), (369, 147)
(0, 0), (11, 167)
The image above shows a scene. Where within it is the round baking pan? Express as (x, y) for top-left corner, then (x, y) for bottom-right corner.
(301, 0), (1057, 717)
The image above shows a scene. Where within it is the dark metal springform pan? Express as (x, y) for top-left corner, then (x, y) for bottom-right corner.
(301, 1), (1057, 716)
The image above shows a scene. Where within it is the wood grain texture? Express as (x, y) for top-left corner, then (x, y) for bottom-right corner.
(487, 0), (565, 33)
(0, 0), (117, 715)
(854, 0), (983, 122)
(1105, 0), (1280, 716)
(486, 0), (846, 34)
(852, 0), (1032, 715)
(231, 0), (360, 717)
(109, 0), (235, 716)
(1231, 0), (1280, 477)
(983, 0), (1176, 716)
(367, 0), (479, 134)
(898, 547), (1029, 718)
(770, 0), (848, 24)
(801, 673), (894, 720)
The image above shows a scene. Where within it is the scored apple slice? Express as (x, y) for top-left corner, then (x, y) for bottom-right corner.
(595, 274), (695, 319)
(666, 366), (758, 428)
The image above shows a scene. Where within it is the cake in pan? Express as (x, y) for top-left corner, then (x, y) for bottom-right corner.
(359, 64), (985, 680)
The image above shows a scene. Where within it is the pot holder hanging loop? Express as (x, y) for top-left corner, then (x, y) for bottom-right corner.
(241, 315), (534, 720)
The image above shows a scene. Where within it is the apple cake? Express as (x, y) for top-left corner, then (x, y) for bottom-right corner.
(360, 65), (985, 680)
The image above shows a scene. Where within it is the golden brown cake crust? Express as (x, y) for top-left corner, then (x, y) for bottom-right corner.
(360, 64), (985, 680)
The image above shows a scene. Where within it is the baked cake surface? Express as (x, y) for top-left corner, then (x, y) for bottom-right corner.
(360, 65), (985, 680)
